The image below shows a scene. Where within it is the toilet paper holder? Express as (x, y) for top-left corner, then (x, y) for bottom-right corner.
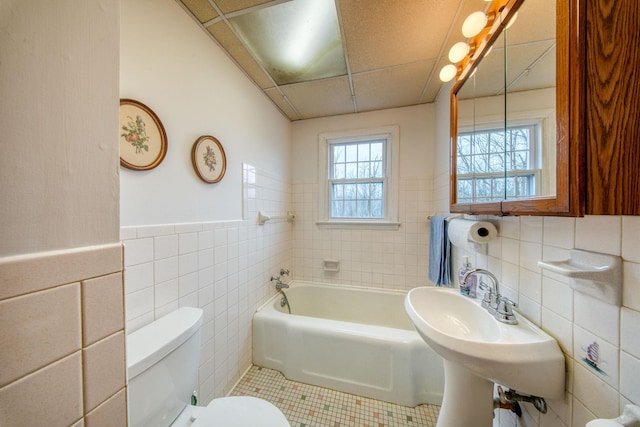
(447, 218), (498, 254)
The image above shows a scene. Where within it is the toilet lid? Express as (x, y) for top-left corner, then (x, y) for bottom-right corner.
(172, 396), (289, 427)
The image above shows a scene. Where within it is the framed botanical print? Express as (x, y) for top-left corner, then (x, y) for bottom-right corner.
(119, 99), (167, 170)
(191, 135), (227, 183)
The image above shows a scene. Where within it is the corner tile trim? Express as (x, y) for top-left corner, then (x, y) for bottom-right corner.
(0, 243), (123, 300)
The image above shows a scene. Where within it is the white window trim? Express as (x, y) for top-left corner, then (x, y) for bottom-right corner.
(317, 125), (400, 230)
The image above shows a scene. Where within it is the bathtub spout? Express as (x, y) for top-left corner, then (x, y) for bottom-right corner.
(271, 272), (290, 290)
(271, 277), (289, 290)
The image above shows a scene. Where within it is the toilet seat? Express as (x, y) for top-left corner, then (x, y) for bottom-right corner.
(170, 396), (289, 427)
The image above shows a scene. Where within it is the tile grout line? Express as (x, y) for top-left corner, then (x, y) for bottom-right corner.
(230, 365), (440, 427)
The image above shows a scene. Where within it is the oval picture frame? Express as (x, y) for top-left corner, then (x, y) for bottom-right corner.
(191, 135), (227, 184)
(119, 99), (168, 171)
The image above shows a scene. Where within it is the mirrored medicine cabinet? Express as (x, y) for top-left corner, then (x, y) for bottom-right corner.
(450, 0), (584, 216)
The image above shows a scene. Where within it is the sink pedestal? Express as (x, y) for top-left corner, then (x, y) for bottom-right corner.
(437, 360), (495, 427)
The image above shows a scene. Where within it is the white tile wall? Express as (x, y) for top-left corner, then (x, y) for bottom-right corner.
(120, 153), (640, 426)
(292, 177), (433, 290)
(121, 164), (292, 404)
(448, 215), (640, 426)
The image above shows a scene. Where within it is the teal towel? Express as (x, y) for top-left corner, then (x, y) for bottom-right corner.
(428, 216), (451, 286)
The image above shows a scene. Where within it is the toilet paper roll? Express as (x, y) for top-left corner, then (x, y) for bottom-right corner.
(448, 219), (498, 252)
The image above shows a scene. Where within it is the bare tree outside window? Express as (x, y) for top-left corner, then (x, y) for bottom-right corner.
(456, 125), (540, 203)
(330, 140), (386, 219)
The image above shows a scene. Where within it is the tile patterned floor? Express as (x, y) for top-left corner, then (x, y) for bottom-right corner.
(230, 365), (440, 427)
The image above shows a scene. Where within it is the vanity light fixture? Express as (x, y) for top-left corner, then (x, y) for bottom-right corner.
(439, 64), (458, 82)
(462, 11), (488, 38)
(448, 42), (470, 63)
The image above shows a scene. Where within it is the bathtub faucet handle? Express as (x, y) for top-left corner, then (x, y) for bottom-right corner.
(271, 274), (289, 290)
(280, 269), (290, 277)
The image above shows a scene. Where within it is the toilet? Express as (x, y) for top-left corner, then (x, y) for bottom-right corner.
(586, 405), (640, 427)
(126, 307), (289, 427)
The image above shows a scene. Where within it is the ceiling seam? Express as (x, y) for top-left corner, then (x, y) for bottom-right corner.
(500, 42), (556, 95)
(334, 0), (358, 114)
(206, 0), (303, 120)
(218, 0), (294, 19)
(175, 0), (301, 120)
(420, 0), (468, 104)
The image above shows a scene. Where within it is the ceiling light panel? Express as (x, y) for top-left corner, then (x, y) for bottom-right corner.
(228, 0), (347, 85)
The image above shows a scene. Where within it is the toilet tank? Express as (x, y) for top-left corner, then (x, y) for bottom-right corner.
(127, 307), (203, 427)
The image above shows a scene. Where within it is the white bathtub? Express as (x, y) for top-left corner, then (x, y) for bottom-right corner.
(252, 281), (444, 407)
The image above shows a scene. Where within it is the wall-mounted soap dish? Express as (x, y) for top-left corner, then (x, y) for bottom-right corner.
(323, 259), (340, 272)
(537, 249), (622, 306)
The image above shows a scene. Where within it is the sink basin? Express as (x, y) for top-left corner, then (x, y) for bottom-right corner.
(405, 287), (565, 427)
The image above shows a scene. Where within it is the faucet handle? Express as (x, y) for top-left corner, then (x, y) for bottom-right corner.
(480, 287), (493, 308)
(280, 268), (290, 277)
(496, 296), (518, 325)
(496, 296), (518, 315)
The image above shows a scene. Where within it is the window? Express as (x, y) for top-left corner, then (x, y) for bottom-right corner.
(456, 123), (541, 203)
(330, 139), (385, 218)
(318, 126), (399, 229)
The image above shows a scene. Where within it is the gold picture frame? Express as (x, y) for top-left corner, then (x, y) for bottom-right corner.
(191, 135), (227, 184)
(119, 99), (167, 170)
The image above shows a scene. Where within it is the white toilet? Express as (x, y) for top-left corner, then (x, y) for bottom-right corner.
(586, 405), (640, 427)
(126, 307), (289, 427)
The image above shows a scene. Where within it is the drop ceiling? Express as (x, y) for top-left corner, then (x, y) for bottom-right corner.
(176, 0), (556, 121)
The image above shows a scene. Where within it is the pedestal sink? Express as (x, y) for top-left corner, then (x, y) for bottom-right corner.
(405, 287), (565, 427)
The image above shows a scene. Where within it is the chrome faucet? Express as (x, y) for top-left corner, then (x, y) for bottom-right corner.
(462, 268), (518, 325)
(271, 269), (291, 313)
(271, 268), (290, 290)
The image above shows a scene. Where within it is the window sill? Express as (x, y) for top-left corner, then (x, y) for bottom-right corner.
(315, 220), (401, 231)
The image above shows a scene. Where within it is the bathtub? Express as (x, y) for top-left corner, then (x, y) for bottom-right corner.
(252, 281), (444, 407)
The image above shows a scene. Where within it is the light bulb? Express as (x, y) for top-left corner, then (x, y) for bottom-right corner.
(462, 11), (488, 38)
(448, 42), (470, 63)
(439, 64), (458, 82)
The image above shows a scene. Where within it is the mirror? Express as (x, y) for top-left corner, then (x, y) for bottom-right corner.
(450, 0), (580, 216)
(455, 29), (506, 206)
(504, 0), (556, 201)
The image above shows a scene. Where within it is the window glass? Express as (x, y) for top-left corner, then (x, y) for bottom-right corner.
(329, 139), (386, 219)
(456, 124), (539, 203)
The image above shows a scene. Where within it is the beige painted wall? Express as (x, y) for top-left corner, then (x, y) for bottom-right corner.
(0, 1), (125, 425)
(0, 0), (120, 257)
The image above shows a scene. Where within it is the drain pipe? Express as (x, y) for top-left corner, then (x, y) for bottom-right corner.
(494, 396), (522, 417)
(494, 386), (548, 417)
(279, 291), (291, 314)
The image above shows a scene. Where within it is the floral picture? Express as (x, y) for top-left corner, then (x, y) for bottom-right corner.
(121, 114), (150, 154)
(192, 135), (226, 183)
(119, 99), (167, 170)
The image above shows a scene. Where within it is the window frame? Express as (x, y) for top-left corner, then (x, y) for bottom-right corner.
(317, 125), (400, 230)
(456, 115), (547, 203)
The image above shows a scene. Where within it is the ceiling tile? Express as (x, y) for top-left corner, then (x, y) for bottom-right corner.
(180, 0), (219, 23)
(206, 22), (275, 89)
(280, 77), (354, 120)
(338, 0), (459, 72)
(420, 56), (453, 104)
(213, 0), (274, 14)
(264, 88), (300, 120)
(506, 0), (555, 47)
(352, 61), (434, 112)
(507, 43), (556, 93)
